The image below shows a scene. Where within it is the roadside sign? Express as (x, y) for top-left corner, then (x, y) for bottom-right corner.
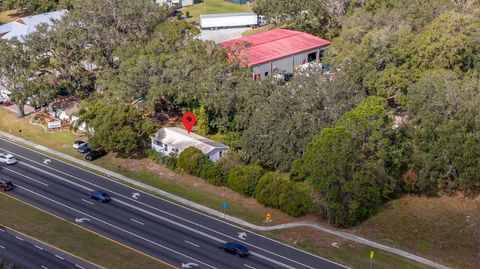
(221, 201), (228, 219)
(370, 250), (374, 259)
(47, 121), (61, 129)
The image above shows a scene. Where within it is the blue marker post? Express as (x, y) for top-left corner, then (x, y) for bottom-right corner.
(221, 201), (228, 219)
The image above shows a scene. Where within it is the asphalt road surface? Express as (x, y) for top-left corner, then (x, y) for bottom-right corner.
(0, 138), (349, 269)
(0, 226), (98, 269)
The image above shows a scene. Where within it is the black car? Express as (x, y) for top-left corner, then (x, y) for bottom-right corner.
(219, 242), (249, 257)
(0, 178), (14, 191)
(85, 150), (107, 161)
(77, 143), (91, 154)
(88, 190), (111, 202)
(73, 140), (86, 149)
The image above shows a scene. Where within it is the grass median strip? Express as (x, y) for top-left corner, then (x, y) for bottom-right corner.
(0, 193), (174, 269)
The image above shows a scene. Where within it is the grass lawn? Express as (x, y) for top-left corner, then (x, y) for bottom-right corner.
(351, 195), (480, 269)
(0, 193), (173, 269)
(264, 227), (431, 269)
(182, 0), (251, 23)
(0, 10), (20, 24)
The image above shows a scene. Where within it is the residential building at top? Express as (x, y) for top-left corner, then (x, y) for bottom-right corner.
(0, 10), (67, 40)
(151, 127), (229, 162)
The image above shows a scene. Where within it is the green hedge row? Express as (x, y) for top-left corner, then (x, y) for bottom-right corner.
(175, 147), (312, 217)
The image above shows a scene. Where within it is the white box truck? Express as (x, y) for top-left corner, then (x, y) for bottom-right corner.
(200, 12), (265, 30)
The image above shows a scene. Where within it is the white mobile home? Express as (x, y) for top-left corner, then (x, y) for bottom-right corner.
(151, 127), (229, 162)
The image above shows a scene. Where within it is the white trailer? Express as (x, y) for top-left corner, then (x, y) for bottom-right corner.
(200, 12), (264, 30)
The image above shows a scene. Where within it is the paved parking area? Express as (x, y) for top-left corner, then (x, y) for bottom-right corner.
(197, 27), (250, 43)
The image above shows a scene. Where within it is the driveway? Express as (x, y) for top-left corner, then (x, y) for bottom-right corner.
(198, 27), (250, 43)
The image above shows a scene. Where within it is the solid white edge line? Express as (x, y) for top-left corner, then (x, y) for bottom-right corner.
(55, 254), (64, 260)
(14, 184), (218, 269)
(2, 167), (49, 186)
(0, 139), (350, 269)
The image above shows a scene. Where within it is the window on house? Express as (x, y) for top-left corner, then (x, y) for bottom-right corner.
(264, 72), (269, 77)
(164, 144), (168, 151)
(219, 151), (223, 158)
(307, 52), (317, 62)
(253, 73), (261, 80)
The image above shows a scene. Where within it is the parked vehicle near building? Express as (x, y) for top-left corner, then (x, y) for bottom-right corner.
(200, 13), (265, 30)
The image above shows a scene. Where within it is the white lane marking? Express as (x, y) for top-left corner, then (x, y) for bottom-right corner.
(81, 199), (95, 205)
(0, 228), (4, 232)
(244, 265), (257, 269)
(250, 252), (296, 269)
(2, 167), (49, 186)
(75, 265), (85, 269)
(35, 245), (44, 250)
(238, 232), (247, 240)
(55, 254), (64, 260)
(41, 266), (48, 269)
(15, 236), (24, 241)
(0, 143), (344, 269)
(15, 185), (218, 269)
(130, 219), (144, 225)
(132, 192), (140, 199)
(184, 240), (200, 248)
(0, 245), (5, 249)
(75, 218), (90, 223)
(43, 159), (51, 165)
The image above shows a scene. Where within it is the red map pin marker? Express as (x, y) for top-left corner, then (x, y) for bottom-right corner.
(181, 112), (196, 134)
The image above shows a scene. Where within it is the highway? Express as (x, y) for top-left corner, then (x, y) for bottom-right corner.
(0, 226), (98, 269)
(0, 138), (349, 269)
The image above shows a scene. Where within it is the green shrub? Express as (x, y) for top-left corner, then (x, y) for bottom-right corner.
(254, 172), (284, 208)
(227, 164), (265, 196)
(255, 172), (312, 217)
(200, 163), (226, 186)
(185, 11), (190, 18)
(166, 156), (177, 170)
(278, 182), (313, 216)
(144, 149), (163, 163)
(177, 147), (209, 176)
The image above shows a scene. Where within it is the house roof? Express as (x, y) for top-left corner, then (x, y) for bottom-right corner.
(221, 29), (331, 66)
(1, 10), (68, 40)
(154, 127), (228, 155)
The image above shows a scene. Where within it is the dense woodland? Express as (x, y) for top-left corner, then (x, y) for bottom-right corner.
(1, 0), (479, 227)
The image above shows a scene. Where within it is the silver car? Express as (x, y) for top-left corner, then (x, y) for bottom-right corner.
(0, 153), (17, 165)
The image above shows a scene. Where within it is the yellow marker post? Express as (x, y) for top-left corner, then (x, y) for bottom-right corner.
(370, 250), (374, 269)
(266, 212), (271, 222)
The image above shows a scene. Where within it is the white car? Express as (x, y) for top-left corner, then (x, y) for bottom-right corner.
(73, 140), (86, 149)
(0, 153), (17, 165)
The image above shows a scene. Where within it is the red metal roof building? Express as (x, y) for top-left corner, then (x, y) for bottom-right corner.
(222, 29), (331, 80)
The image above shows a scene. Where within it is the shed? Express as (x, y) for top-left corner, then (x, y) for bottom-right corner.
(151, 127), (229, 162)
(0, 10), (68, 41)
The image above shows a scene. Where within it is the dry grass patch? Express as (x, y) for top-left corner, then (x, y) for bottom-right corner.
(351, 195), (480, 268)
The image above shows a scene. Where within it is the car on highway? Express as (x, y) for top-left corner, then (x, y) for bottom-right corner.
(73, 140), (86, 149)
(85, 149), (107, 161)
(219, 242), (249, 257)
(0, 178), (14, 191)
(77, 143), (91, 154)
(88, 190), (111, 202)
(0, 153), (17, 165)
